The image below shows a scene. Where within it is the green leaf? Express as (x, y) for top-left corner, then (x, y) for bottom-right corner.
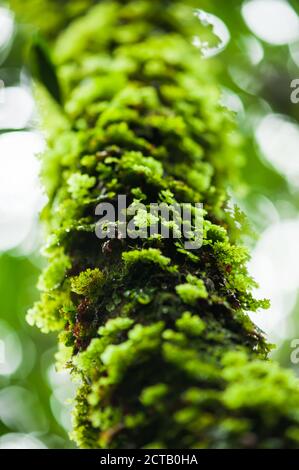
(0, 127), (31, 134)
(28, 33), (62, 104)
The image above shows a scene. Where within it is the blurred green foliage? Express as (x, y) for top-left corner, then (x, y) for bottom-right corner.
(0, 253), (73, 447)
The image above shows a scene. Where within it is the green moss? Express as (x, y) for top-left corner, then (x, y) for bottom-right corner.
(140, 384), (169, 407)
(176, 275), (208, 306)
(176, 311), (206, 336)
(67, 173), (96, 199)
(122, 248), (178, 273)
(27, 291), (69, 333)
(37, 249), (71, 291)
(71, 268), (105, 298)
(10, 0), (299, 449)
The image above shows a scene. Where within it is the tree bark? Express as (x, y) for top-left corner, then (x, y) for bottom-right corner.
(10, 0), (299, 449)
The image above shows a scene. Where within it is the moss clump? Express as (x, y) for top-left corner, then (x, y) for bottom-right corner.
(71, 268), (105, 298)
(122, 248), (178, 273)
(176, 275), (208, 306)
(10, 0), (299, 449)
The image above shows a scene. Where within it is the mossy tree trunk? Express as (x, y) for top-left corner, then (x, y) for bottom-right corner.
(10, 0), (299, 449)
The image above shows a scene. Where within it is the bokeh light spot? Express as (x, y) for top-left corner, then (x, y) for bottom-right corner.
(0, 8), (14, 50)
(0, 131), (46, 252)
(242, 0), (299, 45)
(0, 320), (22, 376)
(256, 114), (299, 189)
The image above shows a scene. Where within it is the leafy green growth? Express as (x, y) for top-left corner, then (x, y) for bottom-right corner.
(176, 311), (206, 336)
(67, 173), (96, 199)
(122, 248), (177, 273)
(27, 291), (68, 333)
(71, 268), (105, 298)
(176, 275), (208, 305)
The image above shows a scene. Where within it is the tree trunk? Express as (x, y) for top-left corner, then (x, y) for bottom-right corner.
(10, 0), (299, 449)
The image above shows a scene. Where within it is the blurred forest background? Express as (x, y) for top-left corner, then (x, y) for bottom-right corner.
(0, 0), (299, 449)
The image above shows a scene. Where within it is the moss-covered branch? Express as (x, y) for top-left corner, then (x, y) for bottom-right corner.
(10, 0), (299, 448)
